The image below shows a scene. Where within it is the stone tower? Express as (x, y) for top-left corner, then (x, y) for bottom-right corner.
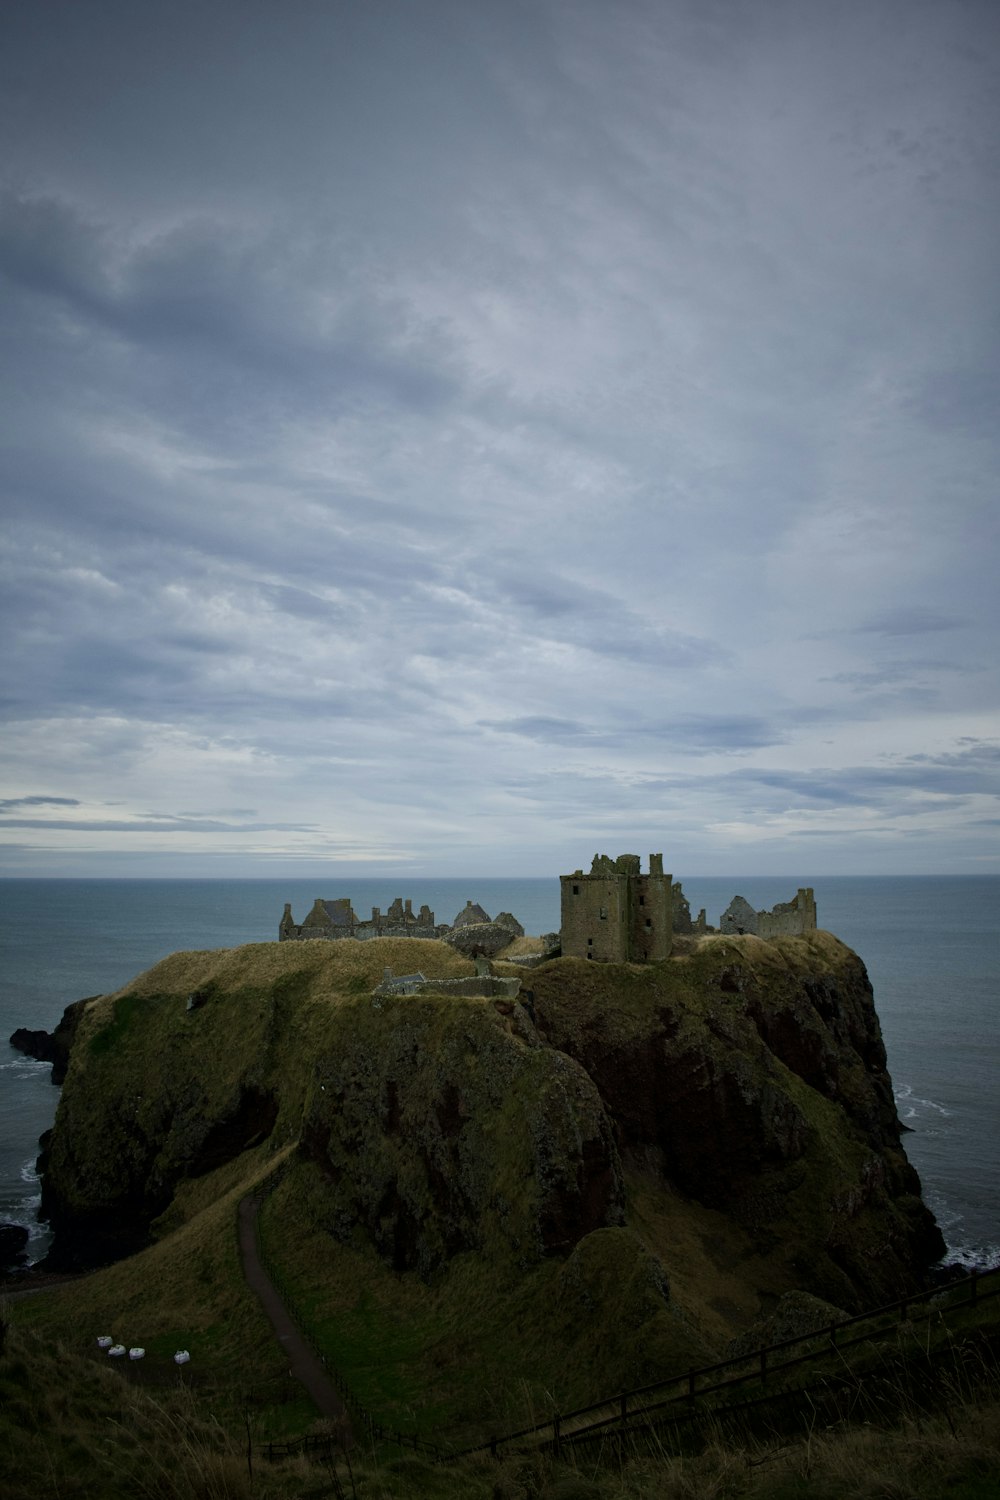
(560, 853), (672, 962)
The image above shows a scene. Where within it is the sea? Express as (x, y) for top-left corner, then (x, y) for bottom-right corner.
(1, 876), (997, 1270)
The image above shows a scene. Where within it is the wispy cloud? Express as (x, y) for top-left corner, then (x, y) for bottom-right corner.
(1, 0), (998, 875)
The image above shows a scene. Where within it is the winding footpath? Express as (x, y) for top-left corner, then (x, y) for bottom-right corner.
(237, 1192), (351, 1435)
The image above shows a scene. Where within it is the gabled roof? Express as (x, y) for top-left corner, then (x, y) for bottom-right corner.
(450, 900), (492, 929)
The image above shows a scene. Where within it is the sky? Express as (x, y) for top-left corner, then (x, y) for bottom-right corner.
(1, 0), (999, 879)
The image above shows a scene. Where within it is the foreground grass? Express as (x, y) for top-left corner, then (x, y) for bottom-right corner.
(3, 1311), (1000, 1499)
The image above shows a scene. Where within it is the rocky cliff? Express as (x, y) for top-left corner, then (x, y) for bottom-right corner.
(37, 931), (944, 1343)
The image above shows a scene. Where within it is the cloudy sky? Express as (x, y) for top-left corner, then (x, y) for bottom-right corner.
(1, 0), (998, 879)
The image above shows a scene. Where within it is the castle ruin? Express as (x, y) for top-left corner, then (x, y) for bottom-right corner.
(560, 853), (672, 962)
(279, 896), (437, 943)
(719, 889), (817, 939)
(277, 866), (818, 966)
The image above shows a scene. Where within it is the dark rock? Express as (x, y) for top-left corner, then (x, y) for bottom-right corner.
(0, 1222), (30, 1270)
(729, 1291), (848, 1355)
(39, 1080), (280, 1272)
(530, 934), (946, 1309)
(9, 996), (91, 1085)
(443, 921), (517, 957)
(9, 1027), (58, 1064)
(302, 1000), (623, 1276)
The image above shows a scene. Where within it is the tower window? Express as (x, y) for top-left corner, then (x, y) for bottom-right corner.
(572, 884), (579, 895)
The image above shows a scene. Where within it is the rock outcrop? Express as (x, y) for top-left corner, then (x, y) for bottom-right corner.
(529, 931), (944, 1308)
(0, 1222), (29, 1272)
(9, 996), (91, 1084)
(302, 995), (623, 1275)
(35, 931), (944, 1325)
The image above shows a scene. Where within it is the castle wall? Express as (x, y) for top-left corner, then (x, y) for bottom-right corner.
(630, 871), (672, 961)
(757, 888), (817, 938)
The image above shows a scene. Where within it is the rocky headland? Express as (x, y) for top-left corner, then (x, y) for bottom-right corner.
(32, 926), (944, 1389)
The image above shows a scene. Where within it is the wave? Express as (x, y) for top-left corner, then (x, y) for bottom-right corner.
(894, 1082), (952, 1121)
(0, 1056), (52, 1075)
(0, 1195), (49, 1251)
(942, 1239), (1000, 1272)
(926, 1192), (1000, 1272)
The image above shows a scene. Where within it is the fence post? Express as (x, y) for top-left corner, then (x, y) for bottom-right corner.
(829, 1322), (837, 1348)
(553, 1414), (561, 1455)
(490, 1436), (497, 1458)
(620, 1391), (627, 1423)
(687, 1369), (696, 1403)
(759, 1348), (767, 1385)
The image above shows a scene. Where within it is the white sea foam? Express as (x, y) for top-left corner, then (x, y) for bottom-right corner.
(0, 1157), (50, 1256)
(894, 1082), (952, 1120)
(948, 1242), (1000, 1271)
(0, 1057), (51, 1075)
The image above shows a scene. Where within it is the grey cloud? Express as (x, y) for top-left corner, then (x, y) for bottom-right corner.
(0, 192), (458, 437)
(482, 713), (781, 751)
(486, 569), (724, 669)
(0, 795), (81, 813)
(0, 815), (314, 834)
(732, 742), (1000, 808)
(822, 659), (964, 687)
(0, 191), (110, 311)
(482, 716), (589, 743)
(905, 367), (1000, 434)
(1, 0), (999, 875)
(857, 608), (966, 637)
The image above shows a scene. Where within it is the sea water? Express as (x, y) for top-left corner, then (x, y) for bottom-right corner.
(1, 876), (997, 1268)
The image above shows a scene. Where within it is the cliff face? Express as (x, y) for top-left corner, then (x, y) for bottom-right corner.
(37, 931), (943, 1323)
(300, 992), (623, 1276)
(530, 932), (943, 1309)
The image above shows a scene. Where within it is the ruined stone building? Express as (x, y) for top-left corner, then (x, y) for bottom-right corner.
(560, 853), (672, 962)
(279, 896), (437, 943)
(719, 889), (817, 938)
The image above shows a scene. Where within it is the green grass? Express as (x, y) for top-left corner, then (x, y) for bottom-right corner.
(4, 1301), (999, 1500)
(256, 1159), (712, 1447)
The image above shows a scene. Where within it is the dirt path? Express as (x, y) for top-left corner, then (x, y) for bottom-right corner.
(237, 1193), (352, 1435)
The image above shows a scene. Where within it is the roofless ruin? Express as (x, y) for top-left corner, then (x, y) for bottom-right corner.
(279, 855), (817, 962)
